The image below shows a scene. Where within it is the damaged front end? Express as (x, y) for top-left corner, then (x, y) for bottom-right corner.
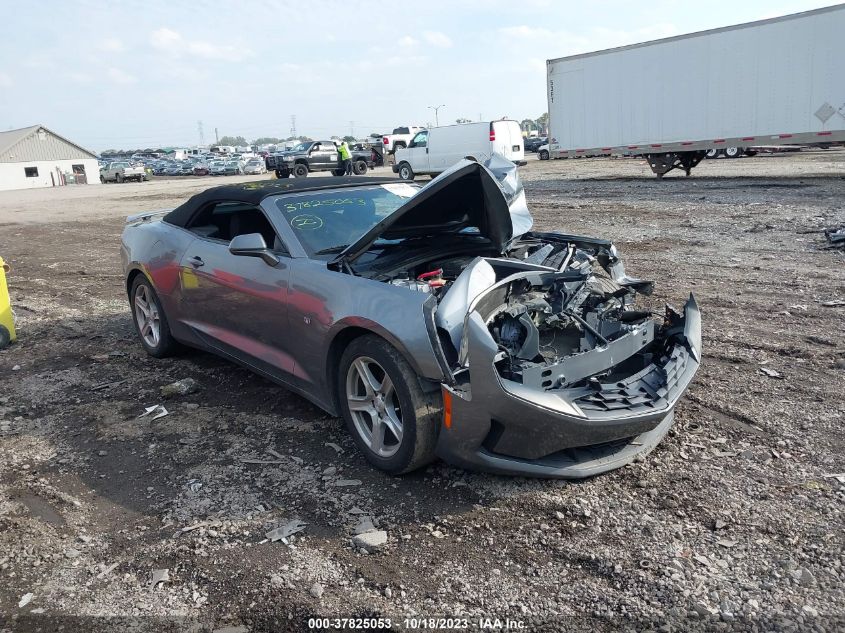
(429, 159), (701, 478)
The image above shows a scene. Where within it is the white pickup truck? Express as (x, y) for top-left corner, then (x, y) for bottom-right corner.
(100, 161), (147, 183)
(381, 126), (425, 154)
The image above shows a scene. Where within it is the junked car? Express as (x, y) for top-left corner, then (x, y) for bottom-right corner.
(121, 157), (701, 478)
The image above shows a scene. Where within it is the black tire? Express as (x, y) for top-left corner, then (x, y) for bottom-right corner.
(743, 150), (758, 157)
(352, 160), (368, 175)
(116, 173), (124, 183)
(0, 325), (10, 349)
(292, 163), (308, 178)
(705, 149), (719, 159)
(100, 175), (106, 183)
(129, 275), (180, 358)
(337, 335), (441, 474)
(275, 169), (290, 179)
(539, 149), (549, 161)
(397, 162), (414, 181)
(331, 168), (345, 177)
(725, 146), (742, 159)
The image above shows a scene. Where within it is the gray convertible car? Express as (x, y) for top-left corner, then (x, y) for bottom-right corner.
(121, 156), (701, 478)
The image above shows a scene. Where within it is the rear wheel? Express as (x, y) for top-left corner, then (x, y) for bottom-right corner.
(338, 336), (440, 474)
(293, 163), (308, 178)
(398, 162), (414, 181)
(353, 160), (368, 175)
(100, 175), (106, 183)
(331, 168), (345, 176)
(705, 149), (719, 159)
(724, 146), (742, 158)
(130, 276), (179, 358)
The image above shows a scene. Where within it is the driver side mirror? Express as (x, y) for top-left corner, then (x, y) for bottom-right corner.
(229, 233), (279, 266)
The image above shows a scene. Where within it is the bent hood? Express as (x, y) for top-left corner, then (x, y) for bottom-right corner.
(335, 155), (532, 265)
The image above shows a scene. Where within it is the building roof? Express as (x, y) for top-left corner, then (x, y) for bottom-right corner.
(0, 124), (98, 163)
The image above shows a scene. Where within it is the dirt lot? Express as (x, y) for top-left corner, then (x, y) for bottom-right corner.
(1, 153), (843, 632)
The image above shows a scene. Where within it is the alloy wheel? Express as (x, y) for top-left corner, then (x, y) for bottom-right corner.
(133, 284), (161, 348)
(345, 357), (403, 458)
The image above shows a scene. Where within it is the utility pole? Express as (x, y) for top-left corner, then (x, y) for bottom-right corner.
(197, 120), (204, 146)
(428, 104), (445, 127)
(290, 115), (297, 139)
(349, 120), (354, 138)
(214, 127), (219, 144)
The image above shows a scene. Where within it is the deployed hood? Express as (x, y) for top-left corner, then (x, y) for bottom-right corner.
(335, 155), (532, 265)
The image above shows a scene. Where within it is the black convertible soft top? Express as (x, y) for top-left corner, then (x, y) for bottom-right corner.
(163, 176), (396, 228)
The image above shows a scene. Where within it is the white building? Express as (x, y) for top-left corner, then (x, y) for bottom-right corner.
(0, 124), (100, 192)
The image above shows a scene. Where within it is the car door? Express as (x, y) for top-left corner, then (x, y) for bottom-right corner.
(403, 130), (430, 173)
(177, 201), (295, 377)
(309, 142), (337, 170)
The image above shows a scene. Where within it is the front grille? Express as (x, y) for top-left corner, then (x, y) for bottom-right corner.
(567, 345), (692, 419)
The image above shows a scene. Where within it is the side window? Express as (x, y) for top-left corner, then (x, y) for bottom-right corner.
(25, 166), (39, 178)
(409, 131), (428, 148)
(185, 201), (288, 253)
(395, 127), (409, 134)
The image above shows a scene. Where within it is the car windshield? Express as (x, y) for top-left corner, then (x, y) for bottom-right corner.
(272, 184), (420, 257)
(289, 142), (310, 152)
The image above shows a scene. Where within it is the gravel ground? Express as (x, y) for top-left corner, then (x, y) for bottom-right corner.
(0, 151), (843, 632)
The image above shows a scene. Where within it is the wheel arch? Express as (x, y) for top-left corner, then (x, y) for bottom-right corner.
(125, 266), (151, 297)
(324, 323), (437, 415)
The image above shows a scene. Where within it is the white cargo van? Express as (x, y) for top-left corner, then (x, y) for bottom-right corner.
(393, 120), (524, 181)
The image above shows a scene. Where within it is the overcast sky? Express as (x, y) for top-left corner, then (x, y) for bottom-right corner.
(0, 0), (839, 151)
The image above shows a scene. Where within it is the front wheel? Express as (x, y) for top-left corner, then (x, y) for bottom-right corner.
(338, 335), (440, 474)
(539, 149), (549, 161)
(397, 163), (414, 181)
(292, 163), (308, 178)
(276, 169), (290, 179)
(100, 175), (106, 183)
(129, 276), (179, 358)
(116, 173), (124, 183)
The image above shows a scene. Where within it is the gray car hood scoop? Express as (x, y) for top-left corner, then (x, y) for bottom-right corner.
(335, 155), (532, 265)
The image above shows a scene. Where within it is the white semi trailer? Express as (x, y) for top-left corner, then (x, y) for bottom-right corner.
(546, 4), (845, 177)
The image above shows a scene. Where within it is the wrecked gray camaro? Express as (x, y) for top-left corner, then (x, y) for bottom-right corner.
(121, 156), (701, 478)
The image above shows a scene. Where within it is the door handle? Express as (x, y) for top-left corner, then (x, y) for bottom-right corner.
(188, 256), (204, 268)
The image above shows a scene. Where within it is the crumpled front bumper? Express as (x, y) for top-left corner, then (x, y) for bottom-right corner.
(435, 295), (701, 478)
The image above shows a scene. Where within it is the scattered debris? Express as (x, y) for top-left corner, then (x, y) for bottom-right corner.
(322, 466), (337, 476)
(821, 299), (845, 307)
(139, 405), (168, 421)
(160, 378), (201, 398)
(18, 593), (34, 608)
(187, 479), (202, 493)
(325, 442), (344, 454)
(716, 539), (737, 548)
(353, 517), (376, 535)
(266, 519), (307, 543)
(239, 458), (285, 465)
(352, 530), (387, 553)
(309, 582), (324, 599)
(759, 367), (783, 379)
(824, 225), (845, 248)
(822, 473), (845, 484)
(96, 562), (119, 579)
(212, 626), (249, 633)
(151, 568), (170, 589)
(334, 479), (362, 487)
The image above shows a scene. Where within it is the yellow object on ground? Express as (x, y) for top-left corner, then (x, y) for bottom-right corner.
(0, 256), (16, 348)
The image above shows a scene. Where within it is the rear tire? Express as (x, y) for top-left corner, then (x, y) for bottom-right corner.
(705, 149), (719, 159)
(100, 175), (106, 183)
(398, 163), (414, 181)
(337, 335), (441, 474)
(725, 146), (742, 158)
(353, 160), (368, 175)
(129, 276), (179, 358)
(293, 163), (308, 178)
(332, 168), (345, 177)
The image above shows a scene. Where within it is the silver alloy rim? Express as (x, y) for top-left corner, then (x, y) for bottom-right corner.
(134, 284), (161, 347)
(346, 356), (403, 458)
(400, 166), (410, 179)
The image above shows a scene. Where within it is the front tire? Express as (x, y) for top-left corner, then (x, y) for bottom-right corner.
(337, 335), (440, 474)
(539, 149), (549, 161)
(292, 163), (308, 178)
(100, 175), (106, 183)
(129, 276), (179, 358)
(116, 173), (124, 183)
(397, 162), (414, 181)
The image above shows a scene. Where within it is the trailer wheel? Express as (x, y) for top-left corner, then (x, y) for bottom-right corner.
(397, 163), (414, 181)
(353, 160), (368, 175)
(705, 149), (719, 159)
(292, 163), (309, 178)
(539, 149), (550, 161)
(725, 146), (742, 158)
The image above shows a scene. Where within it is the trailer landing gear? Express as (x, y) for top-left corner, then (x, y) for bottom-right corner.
(646, 151), (707, 178)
